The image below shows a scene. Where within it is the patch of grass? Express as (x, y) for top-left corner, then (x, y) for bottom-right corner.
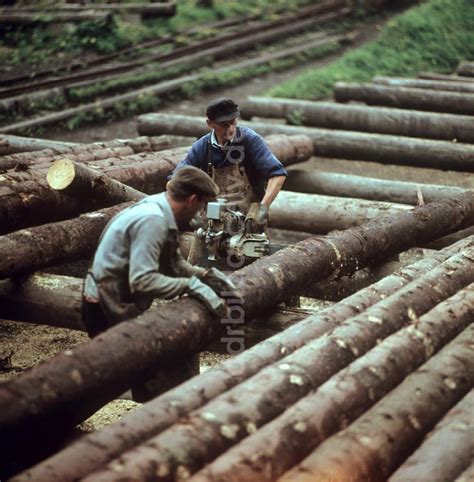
(0, 0), (314, 67)
(268, 0), (474, 100)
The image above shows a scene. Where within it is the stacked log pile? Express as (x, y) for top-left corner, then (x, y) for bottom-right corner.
(1, 64), (474, 481)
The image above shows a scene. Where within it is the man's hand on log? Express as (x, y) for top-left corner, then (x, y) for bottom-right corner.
(186, 276), (228, 318)
(201, 267), (241, 301)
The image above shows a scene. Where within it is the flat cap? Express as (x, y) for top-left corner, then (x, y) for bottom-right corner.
(168, 166), (219, 199)
(205, 97), (239, 122)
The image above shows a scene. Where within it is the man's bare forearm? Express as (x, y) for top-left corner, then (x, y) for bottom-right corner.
(261, 175), (286, 207)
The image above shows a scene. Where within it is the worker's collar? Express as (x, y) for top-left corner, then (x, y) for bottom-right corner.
(210, 130), (234, 149)
(160, 192), (178, 231)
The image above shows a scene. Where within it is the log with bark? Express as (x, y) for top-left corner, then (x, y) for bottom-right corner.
(190, 284), (474, 482)
(279, 324), (473, 482)
(0, 191), (412, 279)
(418, 71), (474, 83)
(456, 61), (474, 77)
(47, 158), (145, 203)
(80, 250), (474, 482)
(372, 76), (474, 93)
(241, 96), (474, 142)
(0, 134), (311, 234)
(0, 135), (194, 171)
(389, 390), (473, 482)
(334, 82), (474, 116)
(14, 237), (472, 482)
(0, 134), (78, 156)
(284, 169), (468, 205)
(137, 113), (474, 171)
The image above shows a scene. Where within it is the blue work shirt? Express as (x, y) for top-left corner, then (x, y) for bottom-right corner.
(174, 126), (287, 198)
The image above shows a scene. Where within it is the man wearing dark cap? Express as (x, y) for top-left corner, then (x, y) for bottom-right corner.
(173, 97), (287, 264)
(82, 166), (237, 401)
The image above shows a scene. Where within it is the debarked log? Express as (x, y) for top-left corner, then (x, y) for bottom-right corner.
(241, 96), (474, 142)
(389, 390), (473, 482)
(270, 191), (410, 234)
(81, 250), (474, 482)
(334, 82), (474, 116)
(284, 169), (468, 205)
(372, 76), (474, 94)
(191, 285), (474, 482)
(15, 237), (473, 482)
(137, 114), (474, 171)
(279, 325), (474, 482)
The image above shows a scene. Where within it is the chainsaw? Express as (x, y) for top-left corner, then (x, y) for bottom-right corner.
(195, 199), (281, 264)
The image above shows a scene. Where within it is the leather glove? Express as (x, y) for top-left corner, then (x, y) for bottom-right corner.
(255, 204), (268, 226)
(201, 267), (242, 301)
(186, 276), (227, 318)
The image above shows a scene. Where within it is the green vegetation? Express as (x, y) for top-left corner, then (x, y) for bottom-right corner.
(0, 0), (313, 66)
(268, 0), (474, 100)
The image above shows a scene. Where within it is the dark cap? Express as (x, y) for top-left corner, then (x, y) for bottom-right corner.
(168, 166), (219, 199)
(205, 97), (239, 122)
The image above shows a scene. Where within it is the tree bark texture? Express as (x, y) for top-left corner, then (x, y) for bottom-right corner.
(279, 325), (474, 482)
(372, 76), (474, 93)
(47, 158), (145, 203)
(0, 134), (78, 156)
(284, 170), (468, 205)
(0, 190), (412, 279)
(14, 237), (472, 482)
(190, 284), (474, 482)
(456, 61), (474, 77)
(334, 82), (474, 116)
(81, 250), (474, 482)
(137, 114), (474, 171)
(0, 135), (311, 234)
(389, 390), (473, 482)
(241, 96), (474, 142)
(0, 135), (193, 171)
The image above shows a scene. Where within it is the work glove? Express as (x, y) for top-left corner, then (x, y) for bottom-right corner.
(201, 267), (242, 301)
(250, 203), (269, 233)
(186, 276), (227, 318)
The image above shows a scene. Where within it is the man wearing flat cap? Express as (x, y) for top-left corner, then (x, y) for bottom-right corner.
(173, 97), (287, 264)
(82, 166), (237, 401)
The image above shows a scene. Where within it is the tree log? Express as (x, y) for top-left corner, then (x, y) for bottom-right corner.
(423, 225), (474, 250)
(0, 135), (194, 171)
(456, 61), (474, 77)
(241, 96), (474, 142)
(454, 463), (474, 482)
(372, 76), (474, 93)
(0, 11), (111, 24)
(389, 390), (473, 482)
(47, 158), (145, 203)
(191, 285), (474, 482)
(284, 169), (468, 205)
(2, 200), (473, 477)
(270, 191), (410, 234)
(0, 134), (78, 156)
(0, 191), (412, 279)
(0, 135), (311, 234)
(279, 325), (473, 482)
(137, 114), (474, 171)
(418, 72), (474, 83)
(14, 237), (472, 482)
(81, 250), (474, 482)
(334, 82), (474, 116)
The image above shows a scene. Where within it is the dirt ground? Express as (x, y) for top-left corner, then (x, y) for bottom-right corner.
(2, 6), (472, 436)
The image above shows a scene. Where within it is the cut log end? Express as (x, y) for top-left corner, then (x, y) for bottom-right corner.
(47, 158), (76, 191)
